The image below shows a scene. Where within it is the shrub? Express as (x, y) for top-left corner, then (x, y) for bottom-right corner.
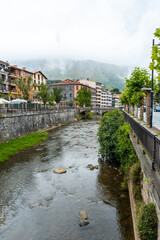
(115, 123), (138, 174)
(138, 203), (158, 240)
(97, 109), (124, 162)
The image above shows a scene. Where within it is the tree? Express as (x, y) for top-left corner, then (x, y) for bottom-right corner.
(97, 109), (124, 162)
(111, 88), (121, 94)
(53, 87), (63, 104)
(75, 88), (91, 107)
(121, 67), (151, 120)
(48, 92), (56, 106)
(15, 76), (34, 100)
(36, 83), (50, 105)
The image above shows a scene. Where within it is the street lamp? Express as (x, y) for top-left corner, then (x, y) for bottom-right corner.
(150, 39), (155, 128)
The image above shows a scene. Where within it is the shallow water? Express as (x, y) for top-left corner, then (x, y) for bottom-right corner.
(0, 121), (134, 240)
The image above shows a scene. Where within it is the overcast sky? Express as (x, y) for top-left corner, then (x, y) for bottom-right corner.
(1, 0), (160, 67)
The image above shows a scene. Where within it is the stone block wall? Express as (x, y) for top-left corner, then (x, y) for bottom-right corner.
(0, 109), (76, 143)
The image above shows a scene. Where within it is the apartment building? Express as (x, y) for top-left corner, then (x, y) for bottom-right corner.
(106, 91), (113, 107)
(50, 79), (95, 106)
(8, 65), (33, 99)
(32, 71), (47, 102)
(112, 94), (121, 108)
(0, 60), (9, 95)
(78, 78), (102, 107)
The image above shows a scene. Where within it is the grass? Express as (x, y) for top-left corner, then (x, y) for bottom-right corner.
(0, 131), (48, 163)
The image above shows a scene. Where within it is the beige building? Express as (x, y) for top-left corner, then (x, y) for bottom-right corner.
(78, 78), (102, 107)
(32, 71), (47, 102)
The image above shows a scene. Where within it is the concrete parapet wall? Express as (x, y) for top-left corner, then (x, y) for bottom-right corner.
(130, 133), (160, 239)
(0, 109), (76, 143)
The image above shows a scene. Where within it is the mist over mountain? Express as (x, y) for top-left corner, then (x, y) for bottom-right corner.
(14, 59), (129, 91)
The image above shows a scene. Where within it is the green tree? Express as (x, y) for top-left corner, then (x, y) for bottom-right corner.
(36, 83), (50, 105)
(75, 88), (91, 107)
(53, 87), (63, 104)
(111, 88), (121, 94)
(48, 92), (55, 106)
(15, 76), (34, 100)
(97, 109), (124, 162)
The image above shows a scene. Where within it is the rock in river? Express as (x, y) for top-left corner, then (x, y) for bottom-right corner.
(79, 211), (88, 219)
(54, 169), (67, 174)
(79, 220), (89, 227)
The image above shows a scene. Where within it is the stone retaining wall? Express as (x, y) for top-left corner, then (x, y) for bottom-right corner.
(0, 109), (76, 143)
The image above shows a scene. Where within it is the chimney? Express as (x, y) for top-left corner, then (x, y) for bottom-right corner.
(23, 67), (26, 70)
(13, 65), (17, 68)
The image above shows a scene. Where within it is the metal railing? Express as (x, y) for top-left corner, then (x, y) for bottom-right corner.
(0, 104), (75, 114)
(123, 111), (160, 171)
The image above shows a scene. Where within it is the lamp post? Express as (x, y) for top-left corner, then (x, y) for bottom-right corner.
(150, 39), (155, 128)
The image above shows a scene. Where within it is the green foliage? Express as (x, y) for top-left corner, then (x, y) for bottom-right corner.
(75, 88), (91, 107)
(66, 101), (73, 107)
(36, 83), (50, 105)
(111, 88), (121, 94)
(138, 203), (158, 240)
(15, 76), (33, 100)
(85, 111), (93, 118)
(131, 161), (142, 201)
(0, 131), (48, 162)
(48, 92), (55, 106)
(116, 123), (138, 173)
(120, 67), (152, 106)
(0, 114), (3, 119)
(97, 109), (124, 162)
(53, 87), (63, 104)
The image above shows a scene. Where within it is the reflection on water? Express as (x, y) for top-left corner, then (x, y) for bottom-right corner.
(0, 121), (134, 240)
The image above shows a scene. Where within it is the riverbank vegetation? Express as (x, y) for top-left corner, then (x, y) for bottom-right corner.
(0, 131), (48, 163)
(98, 109), (158, 239)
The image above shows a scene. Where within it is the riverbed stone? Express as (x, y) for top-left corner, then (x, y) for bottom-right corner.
(87, 164), (99, 170)
(79, 220), (89, 227)
(54, 169), (67, 174)
(79, 211), (88, 219)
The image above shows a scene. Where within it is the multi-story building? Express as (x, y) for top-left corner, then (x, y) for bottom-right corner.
(0, 60), (9, 95)
(112, 94), (121, 108)
(78, 78), (102, 107)
(49, 79), (95, 106)
(32, 71), (47, 102)
(8, 66), (47, 102)
(101, 88), (107, 107)
(8, 65), (33, 99)
(106, 91), (113, 107)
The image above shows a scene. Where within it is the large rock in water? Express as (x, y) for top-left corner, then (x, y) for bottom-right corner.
(79, 211), (88, 219)
(79, 220), (89, 227)
(54, 169), (66, 174)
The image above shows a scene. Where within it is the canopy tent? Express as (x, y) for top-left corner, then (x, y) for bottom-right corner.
(0, 98), (10, 104)
(10, 98), (27, 104)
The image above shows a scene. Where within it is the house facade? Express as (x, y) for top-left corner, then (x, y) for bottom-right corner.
(0, 60), (9, 95)
(78, 78), (102, 107)
(32, 71), (47, 102)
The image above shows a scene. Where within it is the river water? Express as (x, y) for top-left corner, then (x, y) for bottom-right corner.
(0, 121), (134, 240)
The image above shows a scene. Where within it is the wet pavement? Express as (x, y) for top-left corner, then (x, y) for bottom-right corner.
(0, 120), (134, 240)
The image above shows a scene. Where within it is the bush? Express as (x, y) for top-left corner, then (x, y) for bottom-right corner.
(97, 109), (124, 162)
(138, 202), (158, 240)
(115, 123), (138, 174)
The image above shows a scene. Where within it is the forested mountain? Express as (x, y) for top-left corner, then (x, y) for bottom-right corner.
(14, 59), (129, 91)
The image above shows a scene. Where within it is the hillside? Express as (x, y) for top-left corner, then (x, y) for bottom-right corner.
(14, 59), (128, 91)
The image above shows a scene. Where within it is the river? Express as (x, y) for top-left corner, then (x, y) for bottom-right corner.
(0, 120), (134, 240)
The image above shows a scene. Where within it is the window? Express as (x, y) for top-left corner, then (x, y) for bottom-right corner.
(70, 86), (71, 90)
(38, 81), (40, 85)
(34, 80), (36, 84)
(70, 93), (72, 98)
(76, 86), (78, 90)
(42, 76), (43, 82)
(38, 74), (40, 80)
(34, 86), (36, 91)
